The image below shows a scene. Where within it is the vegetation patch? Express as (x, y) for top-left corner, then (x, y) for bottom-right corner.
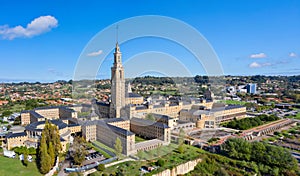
(222, 114), (279, 130)
(0, 155), (41, 176)
(135, 136), (147, 143)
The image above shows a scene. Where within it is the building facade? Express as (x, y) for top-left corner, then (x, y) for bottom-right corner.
(246, 83), (257, 94)
(179, 105), (246, 129)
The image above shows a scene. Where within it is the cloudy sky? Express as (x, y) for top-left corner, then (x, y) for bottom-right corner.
(0, 0), (299, 82)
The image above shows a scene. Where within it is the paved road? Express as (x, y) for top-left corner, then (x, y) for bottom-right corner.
(104, 158), (135, 167)
(82, 158), (135, 176)
(57, 160), (70, 176)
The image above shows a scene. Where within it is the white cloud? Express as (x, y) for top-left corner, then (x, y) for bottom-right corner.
(289, 52), (297, 57)
(0, 15), (58, 40)
(87, 50), (103, 57)
(249, 62), (261, 68)
(250, 52), (267, 59)
(249, 62), (272, 68)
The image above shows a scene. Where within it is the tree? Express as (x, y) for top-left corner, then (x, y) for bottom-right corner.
(48, 142), (55, 166)
(39, 131), (51, 174)
(37, 121), (62, 174)
(22, 149), (29, 167)
(178, 128), (185, 153)
(157, 159), (165, 167)
(1, 110), (12, 117)
(178, 144), (185, 154)
(178, 128), (185, 145)
(70, 136), (87, 165)
(114, 137), (123, 157)
(97, 164), (105, 172)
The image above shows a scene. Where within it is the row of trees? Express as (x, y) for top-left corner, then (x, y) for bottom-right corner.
(194, 75), (209, 84)
(221, 138), (299, 175)
(13, 146), (36, 155)
(132, 76), (175, 85)
(70, 136), (88, 165)
(37, 120), (62, 174)
(223, 114), (279, 130)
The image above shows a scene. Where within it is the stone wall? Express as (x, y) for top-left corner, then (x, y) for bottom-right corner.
(153, 158), (202, 176)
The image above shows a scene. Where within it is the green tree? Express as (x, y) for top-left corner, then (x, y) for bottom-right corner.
(70, 136), (87, 165)
(178, 144), (185, 154)
(157, 159), (165, 167)
(22, 149), (29, 167)
(39, 131), (51, 174)
(1, 110), (12, 117)
(97, 164), (105, 172)
(114, 137), (123, 157)
(178, 128), (185, 153)
(37, 120), (62, 174)
(48, 142), (55, 166)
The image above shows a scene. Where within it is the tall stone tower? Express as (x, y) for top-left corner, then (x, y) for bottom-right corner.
(110, 42), (126, 118)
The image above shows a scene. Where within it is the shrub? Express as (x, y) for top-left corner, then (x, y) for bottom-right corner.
(97, 164), (105, 172)
(157, 159), (165, 167)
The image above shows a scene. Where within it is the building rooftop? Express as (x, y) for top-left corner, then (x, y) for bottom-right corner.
(152, 113), (174, 120)
(25, 119), (68, 132)
(107, 124), (134, 136)
(130, 117), (170, 129)
(96, 101), (110, 107)
(181, 105), (245, 116)
(29, 111), (44, 118)
(33, 106), (76, 112)
(104, 118), (128, 123)
(81, 119), (134, 136)
(127, 92), (142, 98)
(135, 105), (147, 110)
(68, 124), (80, 127)
(6, 132), (27, 138)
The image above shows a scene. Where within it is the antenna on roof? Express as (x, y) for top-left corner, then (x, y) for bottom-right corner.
(116, 24), (119, 43)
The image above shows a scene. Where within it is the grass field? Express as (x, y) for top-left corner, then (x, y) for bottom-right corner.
(0, 155), (41, 176)
(135, 136), (147, 143)
(87, 142), (112, 159)
(92, 141), (116, 154)
(218, 100), (247, 105)
(0, 104), (26, 115)
(95, 144), (205, 175)
(290, 112), (300, 119)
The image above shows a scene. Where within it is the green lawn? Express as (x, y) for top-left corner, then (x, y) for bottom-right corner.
(96, 144), (205, 175)
(295, 111), (300, 119)
(92, 141), (116, 154)
(286, 110), (300, 120)
(218, 100), (247, 105)
(0, 155), (41, 176)
(149, 90), (178, 95)
(87, 142), (112, 159)
(135, 136), (147, 143)
(0, 104), (26, 115)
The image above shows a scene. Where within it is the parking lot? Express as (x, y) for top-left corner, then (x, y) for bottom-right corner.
(83, 151), (105, 165)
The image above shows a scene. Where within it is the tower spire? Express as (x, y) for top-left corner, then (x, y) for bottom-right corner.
(116, 24), (119, 44)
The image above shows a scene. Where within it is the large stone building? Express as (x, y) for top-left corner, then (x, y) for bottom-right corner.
(21, 106), (77, 125)
(94, 43), (214, 120)
(5, 119), (81, 150)
(179, 105), (246, 129)
(81, 118), (170, 155)
(9, 106), (81, 151)
(12, 41), (247, 158)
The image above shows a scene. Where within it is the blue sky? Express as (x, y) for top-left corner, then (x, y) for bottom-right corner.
(0, 0), (299, 82)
